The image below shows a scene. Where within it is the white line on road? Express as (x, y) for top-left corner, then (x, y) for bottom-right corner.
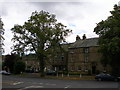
(39, 83), (43, 84)
(24, 85), (44, 88)
(64, 85), (71, 88)
(17, 85), (44, 90)
(12, 82), (23, 85)
(45, 83), (56, 86)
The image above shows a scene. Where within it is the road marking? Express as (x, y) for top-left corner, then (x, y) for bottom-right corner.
(24, 85), (44, 88)
(64, 85), (70, 88)
(12, 82), (23, 85)
(45, 83), (56, 86)
(17, 86), (44, 90)
(39, 83), (43, 84)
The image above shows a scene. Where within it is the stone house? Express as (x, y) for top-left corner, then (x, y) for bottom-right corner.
(22, 54), (40, 73)
(21, 34), (111, 74)
(47, 43), (72, 72)
(68, 35), (104, 74)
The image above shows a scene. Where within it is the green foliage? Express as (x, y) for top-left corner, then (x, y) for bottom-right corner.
(0, 18), (5, 54)
(14, 61), (25, 74)
(94, 4), (120, 75)
(3, 54), (20, 73)
(11, 10), (72, 77)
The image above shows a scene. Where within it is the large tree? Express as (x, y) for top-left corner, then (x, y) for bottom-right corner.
(11, 11), (72, 77)
(94, 4), (120, 75)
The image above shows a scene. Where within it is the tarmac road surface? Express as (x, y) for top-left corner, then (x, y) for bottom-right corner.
(2, 75), (120, 90)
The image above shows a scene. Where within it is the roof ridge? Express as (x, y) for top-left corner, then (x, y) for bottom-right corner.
(86, 37), (99, 40)
(69, 37), (99, 49)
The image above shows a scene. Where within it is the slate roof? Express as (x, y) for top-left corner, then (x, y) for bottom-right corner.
(69, 37), (99, 49)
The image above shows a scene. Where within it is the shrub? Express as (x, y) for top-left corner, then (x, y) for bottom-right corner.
(14, 61), (25, 74)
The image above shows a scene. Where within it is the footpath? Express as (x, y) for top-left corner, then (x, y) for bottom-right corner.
(15, 73), (95, 80)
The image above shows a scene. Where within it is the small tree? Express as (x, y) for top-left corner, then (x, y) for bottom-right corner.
(3, 54), (20, 73)
(14, 61), (25, 74)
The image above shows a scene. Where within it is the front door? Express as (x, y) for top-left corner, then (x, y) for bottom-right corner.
(92, 65), (96, 74)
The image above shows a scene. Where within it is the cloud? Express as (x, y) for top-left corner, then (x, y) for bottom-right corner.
(1, 0), (120, 55)
(0, 2), (8, 16)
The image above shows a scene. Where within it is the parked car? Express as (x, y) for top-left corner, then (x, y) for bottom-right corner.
(95, 73), (120, 81)
(0, 70), (11, 75)
(45, 70), (57, 75)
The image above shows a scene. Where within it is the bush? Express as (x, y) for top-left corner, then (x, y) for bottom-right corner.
(14, 61), (25, 74)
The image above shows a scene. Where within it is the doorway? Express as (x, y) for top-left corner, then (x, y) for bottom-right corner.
(92, 65), (96, 74)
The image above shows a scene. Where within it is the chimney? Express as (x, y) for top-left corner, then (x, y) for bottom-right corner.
(82, 34), (86, 40)
(76, 35), (80, 41)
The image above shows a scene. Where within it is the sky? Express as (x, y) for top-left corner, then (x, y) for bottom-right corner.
(0, 0), (120, 55)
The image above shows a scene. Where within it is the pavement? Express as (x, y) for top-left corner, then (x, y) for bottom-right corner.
(14, 73), (95, 80)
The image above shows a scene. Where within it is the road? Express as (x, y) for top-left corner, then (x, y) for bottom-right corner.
(2, 75), (120, 90)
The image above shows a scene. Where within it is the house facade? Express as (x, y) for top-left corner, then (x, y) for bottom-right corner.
(48, 34), (107, 74)
(22, 54), (40, 73)
(68, 36), (103, 74)
(47, 43), (72, 72)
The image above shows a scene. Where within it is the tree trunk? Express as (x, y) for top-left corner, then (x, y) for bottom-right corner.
(38, 53), (45, 77)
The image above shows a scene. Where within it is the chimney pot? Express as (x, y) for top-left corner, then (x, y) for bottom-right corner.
(83, 34), (86, 40)
(76, 35), (80, 41)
